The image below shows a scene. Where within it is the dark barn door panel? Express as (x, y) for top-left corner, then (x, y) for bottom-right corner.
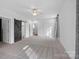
(14, 19), (22, 42)
(76, 0), (79, 59)
(0, 18), (2, 41)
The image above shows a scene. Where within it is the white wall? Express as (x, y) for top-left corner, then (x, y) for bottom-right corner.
(22, 22), (26, 39)
(38, 18), (57, 38)
(9, 18), (14, 44)
(59, 0), (76, 59)
(25, 23), (30, 37)
(29, 22), (33, 36)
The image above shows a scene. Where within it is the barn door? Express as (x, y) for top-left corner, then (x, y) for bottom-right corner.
(76, 0), (79, 59)
(14, 19), (22, 42)
(0, 18), (2, 41)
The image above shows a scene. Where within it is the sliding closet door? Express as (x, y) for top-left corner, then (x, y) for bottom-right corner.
(14, 19), (22, 42)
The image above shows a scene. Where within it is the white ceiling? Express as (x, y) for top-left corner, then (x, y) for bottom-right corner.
(0, 0), (65, 20)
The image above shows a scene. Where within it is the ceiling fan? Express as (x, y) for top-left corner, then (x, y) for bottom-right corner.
(32, 8), (40, 16)
(18, 5), (42, 16)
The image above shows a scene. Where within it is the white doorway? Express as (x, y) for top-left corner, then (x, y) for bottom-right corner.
(22, 22), (30, 39)
(2, 18), (9, 43)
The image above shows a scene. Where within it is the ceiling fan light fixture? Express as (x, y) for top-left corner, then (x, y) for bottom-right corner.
(32, 8), (38, 16)
(33, 12), (37, 16)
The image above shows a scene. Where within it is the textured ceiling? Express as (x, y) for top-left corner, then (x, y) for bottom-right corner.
(0, 0), (65, 20)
